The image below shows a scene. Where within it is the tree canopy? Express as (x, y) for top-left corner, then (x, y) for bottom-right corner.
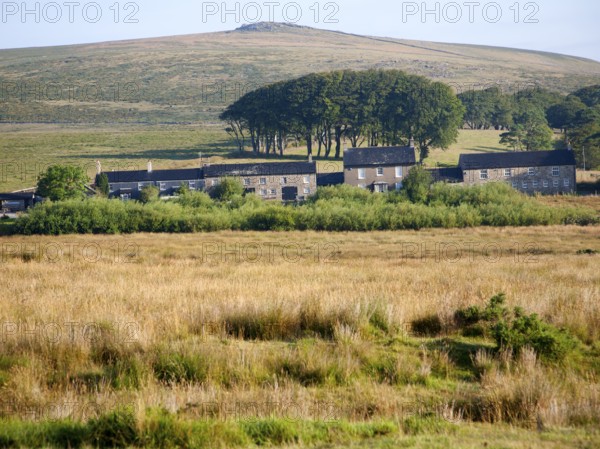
(37, 165), (89, 201)
(220, 69), (465, 161)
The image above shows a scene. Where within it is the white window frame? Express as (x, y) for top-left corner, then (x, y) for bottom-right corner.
(528, 167), (535, 176)
(395, 167), (403, 178)
(268, 188), (277, 196)
(376, 167), (384, 177)
(532, 180), (539, 188)
(188, 181), (196, 189)
(303, 187), (311, 195)
(552, 166), (560, 177)
(480, 169), (489, 180)
(259, 178), (267, 185)
(281, 177), (288, 185)
(395, 182), (403, 190)
(553, 180), (559, 188)
(357, 168), (366, 180)
(159, 182), (167, 191)
(260, 189), (267, 196)
(504, 168), (511, 177)
(512, 181), (518, 188)
(303, 175), (310, 184)
(522, 181), (528, 189)
(543, 180), (549, 188)
(564, 179), (570, 187)
(243, 178), (251, 186)
(374, 184), (388, 193)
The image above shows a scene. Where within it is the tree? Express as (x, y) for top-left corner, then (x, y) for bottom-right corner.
(402, 165), (433, 203)
(139, 185), (159, 204)
(37, 165), (88, 201)
(546, 96), (587, 134)
(572, 85), (600, 108)
(500, 107), (554, 151)
(210, 177), (245, 201)
(96, 173), (109, 196)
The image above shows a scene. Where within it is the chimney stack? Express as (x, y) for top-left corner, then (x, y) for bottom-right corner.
(409, 137), (415, 148)
(308, 154), (313, 163)
(96, 160), (102, 175)
(147, 160), (153, 173)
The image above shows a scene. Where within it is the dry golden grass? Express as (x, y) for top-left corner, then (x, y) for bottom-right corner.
(0, 227), (599, 432)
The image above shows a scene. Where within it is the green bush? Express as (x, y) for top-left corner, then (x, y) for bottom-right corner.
(88, 408), (138, 448)
(241, 419), (299, 446)
(153, 352), (208, 384)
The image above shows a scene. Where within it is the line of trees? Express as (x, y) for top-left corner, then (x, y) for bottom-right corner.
(220, 69), (465, 161)
(459, 84), (600, 168)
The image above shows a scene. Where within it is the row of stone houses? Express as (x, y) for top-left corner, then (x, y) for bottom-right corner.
(101, 161), (318, 202)
(342, 146), (577, 195)
(97, 146), (577, 201)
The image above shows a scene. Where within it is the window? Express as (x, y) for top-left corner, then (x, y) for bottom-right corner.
(358, 184), (366, 189)
(243, 178), (251, 186)
(504, 168), (511, 177)
(543, 180), (549, 188)
(259, 178), (267, 185)
(374, 184), (388, 193)
(281, 177), (288, 185)
(395, 167), (403, 178)
(159, 182), (166, 191)
(188, 181), (196, 189)
(269, 189), (277, 196)
(395, 182), (403, 190)
(303, 176), (310, 184)
(552, 166), (560, 177)
(109, 184), (114, 191)
(211, 180), (218, 187)
(260, 189), (267, 196)
(137, 182), (145, 190)
(376, 167), (384, 177)
(522, 181), (528, 189)
(512, 181), (518, 188)
(119, 193), (131, 201)
(532, 180), (539, 188)
(564, 179), (570, 187)
(303, 187), (311, 195)
(480, 169), (489, 180)
(553, 180), (559, 188)
(528, 167), (535, 176)
(358, 168), (366, 180)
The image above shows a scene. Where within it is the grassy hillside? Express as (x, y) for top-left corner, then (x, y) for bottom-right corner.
(1, 22), (600, 124)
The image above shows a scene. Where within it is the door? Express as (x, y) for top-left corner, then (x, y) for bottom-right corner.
(282, 186), (298, 201)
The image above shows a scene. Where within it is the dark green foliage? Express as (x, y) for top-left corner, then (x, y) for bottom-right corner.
(209, 178), (245, 201)
(13, 182), (598, 235)
(96, 173), (110, 196)
(494, 312), (579, 362)
(411, 315), (443, 337)
(221, 69), (464, 160)
(455, 294), (579, 362)
(140, 185), (160, 204)
(402, 166), (433, 203)
(36, 165), (89, 201)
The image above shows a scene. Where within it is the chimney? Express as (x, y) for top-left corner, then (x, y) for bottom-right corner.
(308, 154), (313, 163)
(199, 152), (203, 168)
(147, 160), (153, 173)
(409, 137), (415, 148)
(95, 160), (102, 175)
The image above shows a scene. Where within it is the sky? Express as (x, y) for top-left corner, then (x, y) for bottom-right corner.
(0, 0), (599, 61)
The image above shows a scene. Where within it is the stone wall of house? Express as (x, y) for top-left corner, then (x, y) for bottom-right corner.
(462, 165), (576, 194)
(344, 165), (413, 191)
(205, 173), (317, 201)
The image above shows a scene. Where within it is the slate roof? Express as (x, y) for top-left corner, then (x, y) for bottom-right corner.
(204, 162), (316, 178)
(344, 146), (416, 167)
(459, 150), (576, 170)
(317, 172), (345, 186)
(102, 169), (204, 184)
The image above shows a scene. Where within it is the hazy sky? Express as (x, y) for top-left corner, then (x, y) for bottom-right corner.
(0, 0), (599, 61)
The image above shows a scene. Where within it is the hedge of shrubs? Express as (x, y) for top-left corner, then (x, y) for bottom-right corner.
(13, 183), (598, 235)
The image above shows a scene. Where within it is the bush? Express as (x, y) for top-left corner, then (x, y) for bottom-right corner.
(209, 178), (245, 201)
(241, 419), (299, 446)
(411, 314), (443, 337)
(140, 185), (160, 204)
(153, 352), (208, 384)
(88, 408), (138, 448)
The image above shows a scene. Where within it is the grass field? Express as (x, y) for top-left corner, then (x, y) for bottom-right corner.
(0, 126), (510, 192)
(0, 227), (599, 447)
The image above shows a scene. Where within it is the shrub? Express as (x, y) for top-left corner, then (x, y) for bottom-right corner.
(411, 314), (443, 337)
(88, 408), (138, 448)
(241, 419), (299, 446)
(209, 178), (245, 201)
(153, 352), (208, 384)
(140, 185), (160, 204)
